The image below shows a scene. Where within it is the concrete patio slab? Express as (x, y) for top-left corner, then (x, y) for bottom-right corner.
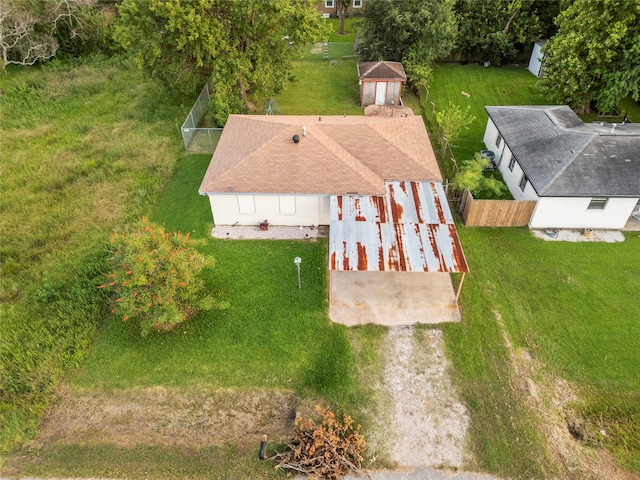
(329, 271), (461, 326)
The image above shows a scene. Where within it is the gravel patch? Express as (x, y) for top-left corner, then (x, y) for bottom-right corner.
(211, 224), (328, 240)
(383, 327), (470, 470)
(531, 228), (625, 243)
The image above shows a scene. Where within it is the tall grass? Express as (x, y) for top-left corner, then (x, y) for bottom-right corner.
(0, 56), (186, 455)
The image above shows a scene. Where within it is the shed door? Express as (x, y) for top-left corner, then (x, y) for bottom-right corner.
(375, 82), (387, 105)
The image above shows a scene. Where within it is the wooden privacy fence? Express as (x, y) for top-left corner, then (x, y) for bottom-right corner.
(459, 190), (536, 227)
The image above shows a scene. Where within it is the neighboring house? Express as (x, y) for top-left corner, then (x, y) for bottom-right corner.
(357, 61), (407, 107)
(527, 40), (546, 77)
(315, 0), (363, 18)
(483, 105), (640, 229)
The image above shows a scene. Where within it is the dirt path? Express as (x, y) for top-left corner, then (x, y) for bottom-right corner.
(31, 386), (297, 449)
(381, 326), (471, 470)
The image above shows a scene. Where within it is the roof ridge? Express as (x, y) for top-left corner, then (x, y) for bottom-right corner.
(537, 134), (594, 194)
(312, 126), (385, 193)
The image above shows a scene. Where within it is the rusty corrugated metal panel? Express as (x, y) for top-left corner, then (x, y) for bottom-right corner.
(329, 181), (469, 273)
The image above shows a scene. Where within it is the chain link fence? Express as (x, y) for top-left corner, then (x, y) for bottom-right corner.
(181, 80), (223, 153)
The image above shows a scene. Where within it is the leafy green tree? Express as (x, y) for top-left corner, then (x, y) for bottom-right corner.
(358, 0), (457, 85)
(454, 0), (560, 65)
(454, 153), (506, 197)
(436, 101), (476, 144)
(541, 0), (640, 114)
(114, 0), (330, 107)
(99, 217), (225, 336)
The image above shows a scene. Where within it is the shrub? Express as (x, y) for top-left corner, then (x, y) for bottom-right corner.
(272, 405), (365, 480)
(99, 217), (224, 335)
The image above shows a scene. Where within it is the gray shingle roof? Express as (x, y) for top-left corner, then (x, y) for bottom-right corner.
(486, 106), (640, 197)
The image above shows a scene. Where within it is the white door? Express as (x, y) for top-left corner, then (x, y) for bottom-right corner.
(375, 82), (386, 105)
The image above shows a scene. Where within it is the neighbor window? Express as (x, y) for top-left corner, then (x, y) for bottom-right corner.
(588, 197), (608, 210)
(496, 134), (503, 149)
(519, 173), (528, 191)
(508, 157), (516, 172)
(353, 0), (362, 7)
(325, 0), (334, 7)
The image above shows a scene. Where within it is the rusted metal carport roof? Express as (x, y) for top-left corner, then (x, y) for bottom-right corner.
(329, 181), (469, 273)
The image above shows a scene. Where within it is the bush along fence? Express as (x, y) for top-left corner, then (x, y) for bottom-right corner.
(418, 87), (535, 227)
(418, 86), (460, 200)
(180, 80), (223, 153)
(459, 189), (536, 227)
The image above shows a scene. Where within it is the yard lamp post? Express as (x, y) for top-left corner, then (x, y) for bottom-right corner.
(294, 257), (302, 289)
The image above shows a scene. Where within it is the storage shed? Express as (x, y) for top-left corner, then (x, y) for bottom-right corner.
(357, 61), (407, 107)
(527, 40), (546, 77)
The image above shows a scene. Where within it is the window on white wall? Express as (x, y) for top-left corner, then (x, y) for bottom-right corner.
(325, 0), (334, 7)
(519, 174), (528, 191)
(353, 0), (362, 7)
(237, 195), (255, 214)
(587, 197), (608, 210)
(279, 196), (296, 214)
(508, 157), (516, 172)
(496, 134), (503, 149)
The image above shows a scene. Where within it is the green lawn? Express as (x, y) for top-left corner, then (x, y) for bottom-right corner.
(275, 56), (362, 114)
(71, 154), (362, 407)
(427, 63), (548, 163)
(446, 228), (640, 475)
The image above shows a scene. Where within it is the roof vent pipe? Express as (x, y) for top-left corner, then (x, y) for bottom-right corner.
(292, 134), (300, 144)
(302, 126), (307, 136)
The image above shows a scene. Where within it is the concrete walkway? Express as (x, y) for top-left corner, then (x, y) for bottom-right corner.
(343, 468), (501, 480)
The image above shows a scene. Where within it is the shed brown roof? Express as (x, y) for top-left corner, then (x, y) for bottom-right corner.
(357, 61), (407, 81)
(199, 115), (441, 195)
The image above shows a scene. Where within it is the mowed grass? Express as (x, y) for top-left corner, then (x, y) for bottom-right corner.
(427, 63), (640, 476)
(445, 228), (640, 476)
(428, 63), (548, 162)
(275, 55), (362, 114)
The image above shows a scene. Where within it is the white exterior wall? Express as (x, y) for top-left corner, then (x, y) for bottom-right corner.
(483, 119), (508, 166)
(207, 194), (330, 226)
(528, 42), (545, 77)
(530, 197), (638, 229)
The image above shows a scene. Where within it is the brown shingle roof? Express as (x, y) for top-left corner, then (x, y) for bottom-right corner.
(199, 115), (441, 195)
(357, 61), (407, 81)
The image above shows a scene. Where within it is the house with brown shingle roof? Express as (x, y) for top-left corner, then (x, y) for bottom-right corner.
(199, 113), (469, 325)
(357, 61), (407, 107)
(199, 114), (441, 226)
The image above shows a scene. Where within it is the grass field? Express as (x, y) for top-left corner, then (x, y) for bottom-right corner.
(428, 64), (640, 477)
(4, 55), (639, 479)
(275, 56), (362, 115)
(0, 56), (187, 456)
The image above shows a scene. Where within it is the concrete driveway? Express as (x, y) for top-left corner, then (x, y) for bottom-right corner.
(329, 271), (461, 326)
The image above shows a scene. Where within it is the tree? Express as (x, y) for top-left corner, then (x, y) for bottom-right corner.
(358, 0), (457, 86)
(0, 0), (91, 69)
(114, 0), (330, 108)
(99, 217), (225, 336)
(453, 153), (506, 197)
(336, 0), (350, 35)
(436, 101), (476, 144)
(540, 0), (640, 114)
(454, 0), (560, 65)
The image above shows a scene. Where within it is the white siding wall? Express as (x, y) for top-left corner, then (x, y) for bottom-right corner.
(531, 197), (639, 229)
(207, 194), (330, 226)
(528, 42), (544, 77)
(483, 119), (508, 165)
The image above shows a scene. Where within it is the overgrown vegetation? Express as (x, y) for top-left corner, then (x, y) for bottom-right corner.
(0, 57), (185, 455)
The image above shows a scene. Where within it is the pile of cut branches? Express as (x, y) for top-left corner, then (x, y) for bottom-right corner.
(271, 405), (366, 479)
